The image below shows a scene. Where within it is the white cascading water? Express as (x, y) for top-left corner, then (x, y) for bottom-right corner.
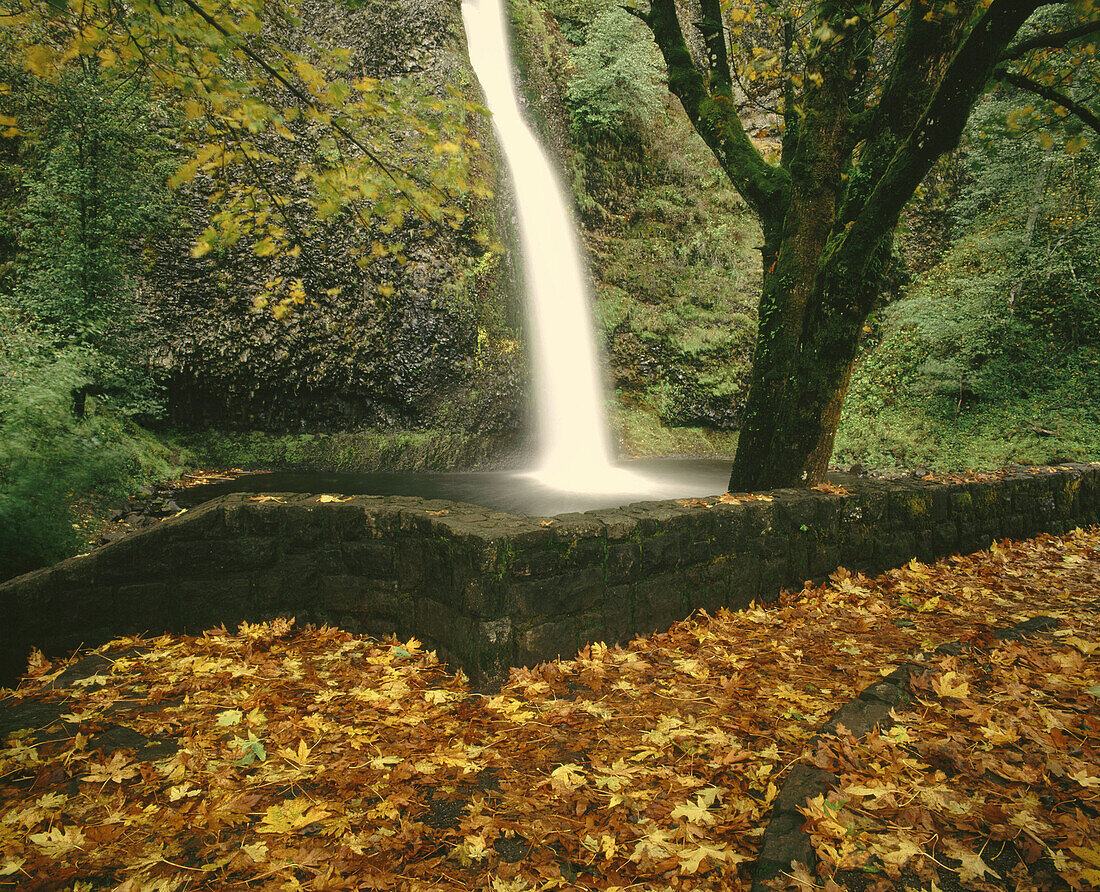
(462, 0), (652, 493)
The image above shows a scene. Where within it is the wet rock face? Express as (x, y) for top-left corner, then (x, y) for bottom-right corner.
(144, 0), (526, 444)
(320, 0), (463, 80)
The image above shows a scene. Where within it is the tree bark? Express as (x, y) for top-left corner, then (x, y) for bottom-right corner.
(640, 0), (1051, 491)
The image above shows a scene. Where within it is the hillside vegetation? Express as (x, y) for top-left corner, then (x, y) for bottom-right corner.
(836, 97), (1100, 472)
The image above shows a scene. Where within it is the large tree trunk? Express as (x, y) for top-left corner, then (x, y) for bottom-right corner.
(728, 238), (891, 490)
(638, 0), (1046, 491)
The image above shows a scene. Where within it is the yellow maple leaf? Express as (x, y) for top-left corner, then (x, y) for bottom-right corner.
(1071, 845), (1100, 868)
(241, 841), (268, 862)
(278, 738), (313, 768)
(257, 798), (331, 834)
(549, 763), (587, 793)
(29, 825), (85, 858)
(871, 836), (924, 869)
(83, 752), (139, 784)
(1070, 769), (1100, 788)
(678, 844), (748, 874)
(944, 840), (999, 881)
(932, 671), (970, 699)
(671, 800), (716, 826)
(0, 858), (25, 876)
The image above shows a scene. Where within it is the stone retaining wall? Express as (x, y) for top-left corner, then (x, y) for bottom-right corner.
(2, 464), (1098, 687)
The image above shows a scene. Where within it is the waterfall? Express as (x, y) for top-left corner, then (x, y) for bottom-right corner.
(462, 0), (649, 493)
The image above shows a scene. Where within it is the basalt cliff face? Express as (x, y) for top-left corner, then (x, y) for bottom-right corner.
(144, 0), (528, 463)
(145, 0), (763, 459)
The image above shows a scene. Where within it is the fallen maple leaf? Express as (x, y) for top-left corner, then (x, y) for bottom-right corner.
(1069, 768), (1100, 788)
(811, 482), (851, 495)
(29, 826), (85, 857)
(241, 841), (268, 863)
(671, 799), (716, 826)
(678, 843), (747, 873)
(0, 858), (25, 877)
(549, 762), (587, 793)
(931, 670), (970, 699)
(943, 840), (1000, 881)
(82, 752), (138, 784)
(257, 798), (331, 834)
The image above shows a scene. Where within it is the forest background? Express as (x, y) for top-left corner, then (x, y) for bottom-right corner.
(0, 0), (1098, 581)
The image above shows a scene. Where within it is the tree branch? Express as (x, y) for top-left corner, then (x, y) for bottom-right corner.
(996, 68), (1100, 133)
(638, 0), (789, 232)
(171, 0), (441, 224)
(1001, 20), (1100, 60)
(844, 0), (1046, 264)
(694, 0), (731, 92)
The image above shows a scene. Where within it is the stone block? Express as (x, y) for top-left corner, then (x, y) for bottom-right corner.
(174, 577), (252, 634)
(948, 489), (973, 518)
(633, 572), (693, 633)
(888, 487), (930, 523)
(679, 565), (727, 613)
(605, 541), (639, 584)
(342, 540), (396, 577)
(8, 468), (1100, 690)
(602, 584), (634, 641)
(681, 534), (718, 567)
(509, 546), (562, 578)
(639, 533), (682, 574)
(253, 567), (316, 616)
(561, 535), (607, 570)
(739, 500), (777, 536)
(745, 535), (788, 562)
(504, 568), (604, 616)
(461, 576), (507, 616)
(416, 598), (471, 657)
(932, 521), (959, 555)
(518, 612), (602, 666)
(780, 497), (819, 533)
(115, 582), (174, 628)
(758, 558), (794, 602)
(593, 512), (640, 541)
(876, 530), (917, 568)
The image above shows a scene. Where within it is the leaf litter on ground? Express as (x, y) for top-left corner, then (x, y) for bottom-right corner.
(0, 527), (1097, 891)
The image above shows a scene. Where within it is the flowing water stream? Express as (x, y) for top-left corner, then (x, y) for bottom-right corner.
(462, 0), (661, 495)
(181, 0), (735, 516)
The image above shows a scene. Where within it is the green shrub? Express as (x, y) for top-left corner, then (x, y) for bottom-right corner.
(0, 304), (179, 580)
(836, 94), (1100, 472)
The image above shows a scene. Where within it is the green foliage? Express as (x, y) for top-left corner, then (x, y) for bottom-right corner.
(610, 400), (738, 458)
(562, 8), (666, 140)
(0, 67), (187, 579)
(11, 68), (177, 416)
(0, 303), (180, 580)
(836, 97), (1100, 472)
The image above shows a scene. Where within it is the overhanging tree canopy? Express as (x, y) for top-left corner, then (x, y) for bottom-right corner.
(0, 0), (485, 315)
(631, 0), (1099, 489)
